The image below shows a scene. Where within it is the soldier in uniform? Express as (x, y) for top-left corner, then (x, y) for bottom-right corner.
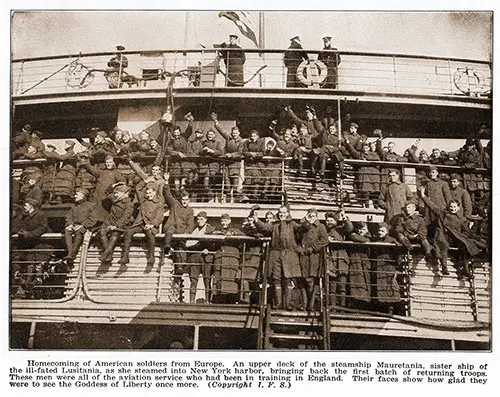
(52, 140), (77, 203)
(241, 130), (266, 202)
(98, 183), (133, 273)
(347, 221), (372, 309)
(314, 122), (345, 181)
(371, 223), (401, 314)
(83, 155), (125, 222)
(318, 35), (341, 89)
(298, 208), (329, 311)
(198, 130), (225, 202)
(166, 125), (193, 193)
(163, 172), (195, 273)
(345, 139), (381, 206)
(324, 210), (353, 308)
(424, 166), (451, 224)
(215, 34), (246, 87)
(211, 112), (245, 202)
(251, 205), (302, 310)
(184, 211), (216, 303)
(11, 198), (49, 298)
(377, 168), (414, 224)
(449, 173), (473, 220)
(20, 172), (43, 206)
(393, 198), (433, 259)
(284, 36), (309, 88)
(64, 188), (96, 265)
(419, 186), (483, 278)
(210, 214), (245, 303)
(120, 184), (164, 271)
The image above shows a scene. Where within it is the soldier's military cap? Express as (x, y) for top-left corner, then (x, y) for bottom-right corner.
(350, 122), (359, 128)
(25, 198), (40, 207)
(113, 183), (129, 193)
(449, 173), (461, 181)
(229, 34), (238, 39)
(404, 198), (418, 206)
(197, 211), (208, 218)
(116, 45), (125, 51)
(22, 124), (32, 133)
(75, 188), (90, 197)
(221, 213), (231, 220)
(378, 222), (389, 230)
(46, 144), (57, 150)
(290, 36), (300, 42)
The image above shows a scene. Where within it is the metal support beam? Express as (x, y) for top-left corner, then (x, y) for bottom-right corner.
(193, 324), (200, 350)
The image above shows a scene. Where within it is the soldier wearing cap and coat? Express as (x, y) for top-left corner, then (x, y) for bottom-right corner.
(20, 172), (44, 206)
(324, 210), (353, 308)
(11, 198), (50, 297)
(297, 208), (329, 310)
(317, 35), (341, 89)
(370, 223), (401, 312)
(209, 214), (245, 302)
(251, 205), (302, 310)
(419, 186), (482, 277)
(284, 36), (309, 88)
(41, 144), (61, 199)
(377, 168), (414, 224)
(83, 155), (125, 222)
(183, 211), (216, 303)
(449, 173), (473, 220)
(52, 140), (77, 203)
(393, 198), (432, 259)
(98, 183), (133, 269)
(64, 188), (96, 264)
(215, 34), (246, 87)
(424, 165), (451, 224)
(120, 183), (164, 270)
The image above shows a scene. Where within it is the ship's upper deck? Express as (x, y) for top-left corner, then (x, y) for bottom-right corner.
(12, 48), (491, 109)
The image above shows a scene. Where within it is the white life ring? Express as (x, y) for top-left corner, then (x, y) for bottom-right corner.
(297, 60), (328, 86)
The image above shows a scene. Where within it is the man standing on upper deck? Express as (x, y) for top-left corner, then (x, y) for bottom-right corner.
(318, 35), (341, 89)
(284, 36), (309, 88)
(105, 45), (129, 89)
(215, 34), (246, 87)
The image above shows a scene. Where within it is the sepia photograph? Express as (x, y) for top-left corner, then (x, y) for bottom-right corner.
(9, 9), (492, 352)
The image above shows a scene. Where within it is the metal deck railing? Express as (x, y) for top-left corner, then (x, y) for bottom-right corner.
(12, 49), (491, 98)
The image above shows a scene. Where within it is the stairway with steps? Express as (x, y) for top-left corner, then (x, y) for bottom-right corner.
(408, 256), (476, 322)
(264, 310), (327, 350)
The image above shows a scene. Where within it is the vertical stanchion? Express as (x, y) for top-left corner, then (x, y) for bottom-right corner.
(28, 321), (36, 349)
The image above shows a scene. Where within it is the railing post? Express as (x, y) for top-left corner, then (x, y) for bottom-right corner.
(257, 241), (269, 349)
(392, 56), (397, 92)
(447, 59), (454, 95)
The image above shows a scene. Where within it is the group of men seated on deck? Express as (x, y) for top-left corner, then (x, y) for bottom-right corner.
(10, 170), (489, 307)
(11, 106), (491, 209)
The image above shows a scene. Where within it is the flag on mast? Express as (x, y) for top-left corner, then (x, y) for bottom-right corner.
(218, 11), (259, 48)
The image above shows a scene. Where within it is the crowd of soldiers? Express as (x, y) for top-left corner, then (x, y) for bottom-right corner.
(10, 110), (491, 307)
